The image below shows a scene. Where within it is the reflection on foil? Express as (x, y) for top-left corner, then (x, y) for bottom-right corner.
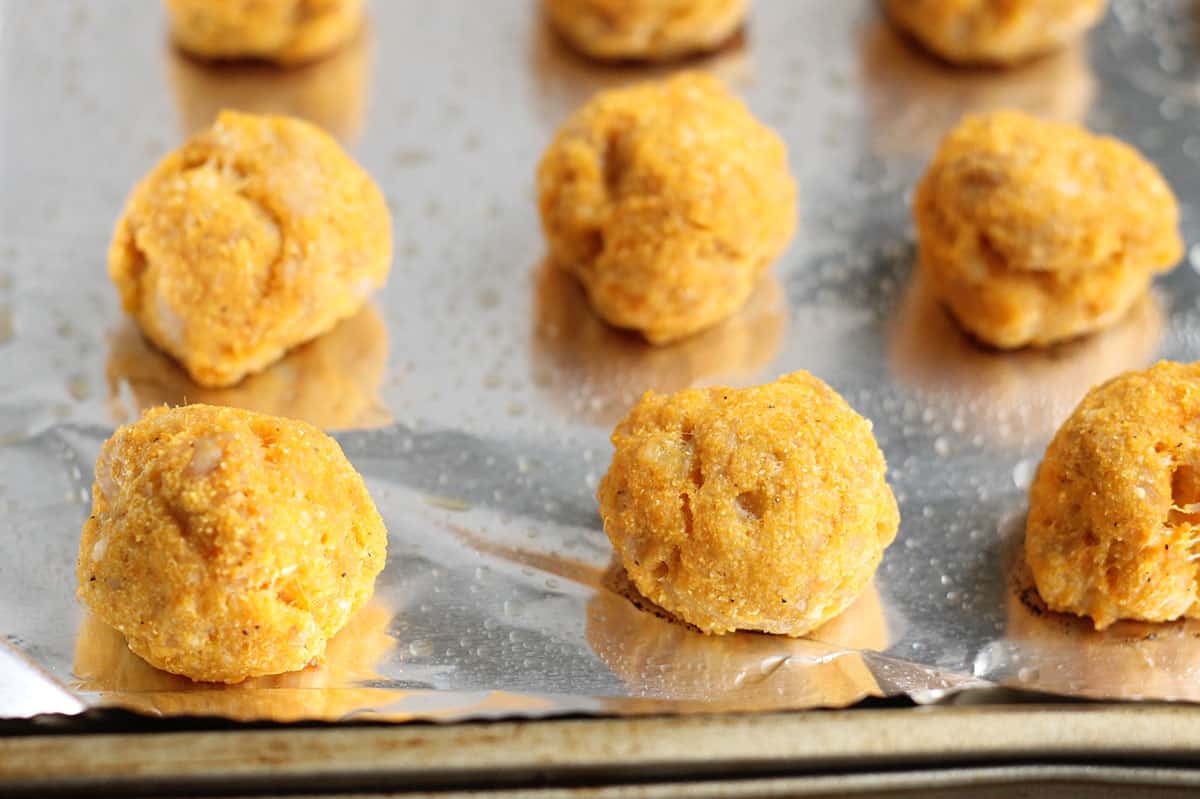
(531, 262), (787, 426)
(586, 564), (886, 711)
(167, 27), (369, 142)
(860, 21), (1095, 159)
(106, 305), (392, 430)
(530, 17), (751, 127)
(888, 269), (1164, 447)
(73, 604), (402, 721)
(999, 534), (1200, 702)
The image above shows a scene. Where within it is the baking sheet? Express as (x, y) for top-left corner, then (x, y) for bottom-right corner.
(2, 0), (1200, 722)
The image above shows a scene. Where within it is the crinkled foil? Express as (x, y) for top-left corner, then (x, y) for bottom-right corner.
(2, 0), (1200, 723)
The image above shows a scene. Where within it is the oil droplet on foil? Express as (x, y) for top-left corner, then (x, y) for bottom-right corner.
(1012, 458), (1037, 490)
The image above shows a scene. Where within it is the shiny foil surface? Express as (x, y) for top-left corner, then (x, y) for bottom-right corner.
(2, 0), (1200, 722)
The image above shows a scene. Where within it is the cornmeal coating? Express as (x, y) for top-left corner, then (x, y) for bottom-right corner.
(166, 0), (363, 66)
(914, 111), (1180, 349)
(77, 404), (387, 683)
(597, 372), (898, 636)
(538, 73), (796, 344)
(1026, 362), (1200, 630)
(884, 0), (1106, 66)
(544, 0), (747, 61)
(110, 110), (391, 388)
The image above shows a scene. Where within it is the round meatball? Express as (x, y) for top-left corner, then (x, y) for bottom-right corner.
(77, 404), (388, 683)
(537, 73), (796, 344)
(109, 110), (392, 388)
(165, 0), (364, 66)
(596, 372), (899, 636)
(106, 306), (391, 431)
(914, 110), (1180, 349)
(544, 0), (747, 62)
(884, 0), (1106, 66)
(1026, 362), (1200, 630)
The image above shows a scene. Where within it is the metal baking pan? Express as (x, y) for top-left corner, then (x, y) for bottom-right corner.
(3, 2), (1200, 789)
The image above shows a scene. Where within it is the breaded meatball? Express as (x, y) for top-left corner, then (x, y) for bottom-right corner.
(884, 0), (1106, 66)
(77, 404), (387, 683)
(914, 111), (1180, 349)
(538, 73), (796, 344)
(168, 28), (367, 142)
(1026, 362), (1200, 630)
(165, 0), (363, 66)
(532, 261), (785, 425)
(109, 110), (392, 388)
(544, 0), (747, 62)
(596, 372), (898, 636)
(106, 305), (390, 431)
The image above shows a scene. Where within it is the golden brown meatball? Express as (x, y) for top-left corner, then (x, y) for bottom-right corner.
(544, 0), (747, 62)
(106, 305), (390, 431)
(109, 110), (392, 388)
(73, 604), (397, 720)
(531, 261), (785, 425)
(914, 110), (1180, 349)
(168, 27), (368, 142)
(884, 0), (1107, 66)
(77, 404), (388, 683)
(538, 73), (796, 344)
(165, 0), (363, 66)
(1026, 362), (1200, 630)
(597, 372), (898, 636)
(861, 20), (1094, 159)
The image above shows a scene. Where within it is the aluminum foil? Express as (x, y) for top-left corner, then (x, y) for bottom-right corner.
(2, 0), (1200, 722)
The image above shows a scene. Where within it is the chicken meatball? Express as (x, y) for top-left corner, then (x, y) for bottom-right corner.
(597, 371), (899, 636)
(1026, 362), (1200, 630)
(538, 72), (796, 344)
(109, 110), (392, 388)
(77, 404), (388, 683)
(914, 110), (1180, 349)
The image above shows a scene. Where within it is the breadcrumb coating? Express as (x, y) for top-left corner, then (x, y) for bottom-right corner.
(597, 372), (898, 636)
(77, 404), (387, 683)
(538, 72), (796, 344)
(109, 110), (391, 388)
(914, 110), (1180, 348)
(1026, 362), (1200, 629)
